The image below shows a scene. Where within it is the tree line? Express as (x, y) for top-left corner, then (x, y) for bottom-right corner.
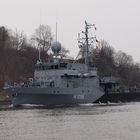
(0, 26), (38, 90)
(0, 25), (70, 90)
(92, 40), (140, 86)
(0, 25), (140, 91)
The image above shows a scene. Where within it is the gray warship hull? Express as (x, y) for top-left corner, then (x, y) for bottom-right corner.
(5, 21), (105, 106)
(5, 87), (104, 106)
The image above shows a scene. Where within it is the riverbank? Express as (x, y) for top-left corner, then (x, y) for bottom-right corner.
(0, 91), (11, 109)
(0, 101), (11, 110)
(0, 91), (7, 101)
(0, 100), (11, 105)
(95, 91), (140, 103)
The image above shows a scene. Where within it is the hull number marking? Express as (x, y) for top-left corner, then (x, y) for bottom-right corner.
(73, 95), (84, 99)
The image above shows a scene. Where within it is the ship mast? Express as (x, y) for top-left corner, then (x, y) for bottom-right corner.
(75, 21), (96, 65)
(84, 21), (95, 67)
(85, 21), (89, 66)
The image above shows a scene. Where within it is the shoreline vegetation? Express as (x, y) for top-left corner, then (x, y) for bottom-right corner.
(0, 91), (7, 101)
(0, 91), (11, 107)
(1, 24), (140, 104)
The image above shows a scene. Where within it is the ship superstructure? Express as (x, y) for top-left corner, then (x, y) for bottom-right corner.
(5, 21), (104, 106)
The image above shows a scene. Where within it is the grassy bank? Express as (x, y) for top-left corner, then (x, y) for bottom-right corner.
(0, 91), (7, 101)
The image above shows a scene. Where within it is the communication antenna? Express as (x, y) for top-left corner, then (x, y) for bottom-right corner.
(38, 9), (42, 62)
(56, 22), (58, 43)
(39, 44), (41, 61)
(55, 4), (58, 43)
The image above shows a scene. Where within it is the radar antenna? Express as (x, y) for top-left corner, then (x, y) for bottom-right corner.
(51, 22), (61, 56)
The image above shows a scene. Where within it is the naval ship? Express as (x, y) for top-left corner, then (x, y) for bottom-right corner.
(5, 21), (104, 106)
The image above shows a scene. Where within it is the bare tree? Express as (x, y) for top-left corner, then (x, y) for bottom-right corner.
(0, 26), (9, 50)
(9, 29), (27, 50)
(60, 46), (69, 58)
(31, 24), (52, 52)
(114, 51), (134, 85)
(115, 51), (133, 67)
(92, 40), (116, 77)
(0, 26), (10, 89)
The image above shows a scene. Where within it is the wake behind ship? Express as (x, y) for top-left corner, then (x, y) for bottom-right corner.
(5, 21), (104, 106)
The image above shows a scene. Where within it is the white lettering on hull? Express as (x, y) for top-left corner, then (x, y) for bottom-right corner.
(73, 95), (85, 99)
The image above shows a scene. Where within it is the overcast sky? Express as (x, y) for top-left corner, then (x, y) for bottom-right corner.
(0, 0), (140, 62)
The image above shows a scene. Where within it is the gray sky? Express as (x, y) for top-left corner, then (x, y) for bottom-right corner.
(0, 0), (140, 62)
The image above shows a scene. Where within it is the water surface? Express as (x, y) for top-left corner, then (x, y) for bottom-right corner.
(0, 103), (140, 140)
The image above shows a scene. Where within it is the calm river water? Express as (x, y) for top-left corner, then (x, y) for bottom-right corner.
(0, 103), (140, 140)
